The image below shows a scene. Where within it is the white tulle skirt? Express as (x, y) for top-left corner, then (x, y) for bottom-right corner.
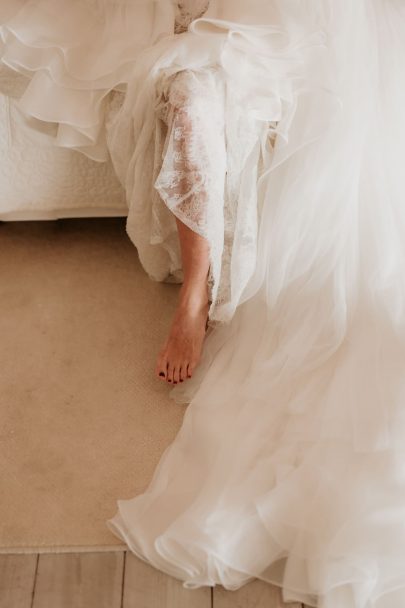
(2, 1), (405, 607)
(107, 3), (405, 607)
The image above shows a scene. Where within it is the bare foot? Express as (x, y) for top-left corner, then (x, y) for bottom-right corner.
(155, 291), (210, 384)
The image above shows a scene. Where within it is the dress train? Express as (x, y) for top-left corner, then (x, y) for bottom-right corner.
(107, 3), (405, 607)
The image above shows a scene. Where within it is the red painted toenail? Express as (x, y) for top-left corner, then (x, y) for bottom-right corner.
(159, 372), (165, 377)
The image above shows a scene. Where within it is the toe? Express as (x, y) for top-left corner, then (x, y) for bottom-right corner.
(166, 361), (174, 384)
(178, 366), (185, 383)
(186, 362), (193, 378)
(156, 355), (167, 381)
(172, 366), (180, 384)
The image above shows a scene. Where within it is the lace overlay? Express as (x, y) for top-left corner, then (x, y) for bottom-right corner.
(105, 0), (275, 325)
(155, 69), (226, 315)
(150, 66), (267, 324)
(174, 1), (210, 34)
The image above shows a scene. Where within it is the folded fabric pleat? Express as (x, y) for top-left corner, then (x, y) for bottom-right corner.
(0, 0), (175, 160)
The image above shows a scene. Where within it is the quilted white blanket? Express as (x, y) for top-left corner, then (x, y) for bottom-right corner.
(0, 65), (127, 220)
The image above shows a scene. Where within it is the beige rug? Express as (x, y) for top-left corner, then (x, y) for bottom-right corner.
(0, 218), (186, 553)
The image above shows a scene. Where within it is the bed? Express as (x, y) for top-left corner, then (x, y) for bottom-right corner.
(0, 66), (127, 221)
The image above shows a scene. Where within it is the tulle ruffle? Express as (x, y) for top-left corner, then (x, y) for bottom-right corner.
(107, 2), (405, 607)
(0, 0), (175, 160)
(105, 8), (336, 323)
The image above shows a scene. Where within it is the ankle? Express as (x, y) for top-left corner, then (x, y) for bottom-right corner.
(178, 287), (210, 313)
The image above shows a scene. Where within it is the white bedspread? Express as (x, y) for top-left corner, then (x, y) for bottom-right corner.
(0, 65), (127, 221)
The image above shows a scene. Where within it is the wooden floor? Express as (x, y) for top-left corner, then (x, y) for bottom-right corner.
(0, 550), (312, 608)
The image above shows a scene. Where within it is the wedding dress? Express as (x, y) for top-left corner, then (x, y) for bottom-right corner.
(2, 1), (405, 607)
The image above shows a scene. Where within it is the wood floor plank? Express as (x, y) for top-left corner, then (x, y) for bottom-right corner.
(124, 551), (211, 608)
(214, 578), (302, 608)
(0, 554), (38, 608)
(32, 551), (124, 608)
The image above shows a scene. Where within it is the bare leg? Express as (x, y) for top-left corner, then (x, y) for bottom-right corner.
(154, 69), (225, 384)
(155, 217), (211, 384)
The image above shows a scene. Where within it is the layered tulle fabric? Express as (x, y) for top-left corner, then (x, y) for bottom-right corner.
(0, 0), (175, 160)
(106, 2), (405, 608)
(105, 2), (334, 322)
